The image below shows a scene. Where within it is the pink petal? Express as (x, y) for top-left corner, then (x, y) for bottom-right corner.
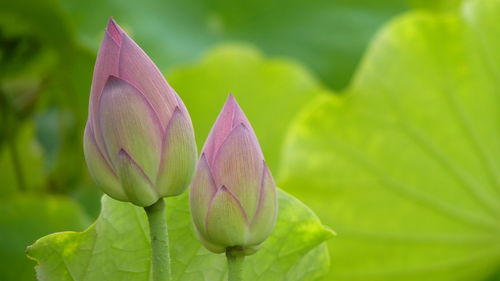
(83, 122), (127, 201)
(156, 107), (197, 197)
(248, 162), (277, 245)
(105, 18), (123, 45)
(98, 76), (163, 181)
(116, 149), (159, 207)
(203, 94), (259, 165)
(190, 154), (217, 238)
(205, 186), (249, 246)
(118, 34), (179, 129)
(212, 124), (263, 220)
(89, 24), (121, 156)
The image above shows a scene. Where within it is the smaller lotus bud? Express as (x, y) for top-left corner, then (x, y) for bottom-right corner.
(83, 19), (197, 207)
(190, 94), (277, 255)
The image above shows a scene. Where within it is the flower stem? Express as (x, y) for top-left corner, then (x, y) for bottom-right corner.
(145, 199), (171, 281)
(226, 250), (245, 281)
(8, 132), (26, 192)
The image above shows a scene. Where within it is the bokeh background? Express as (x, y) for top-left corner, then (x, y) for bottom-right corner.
(1, 0), (499, 280)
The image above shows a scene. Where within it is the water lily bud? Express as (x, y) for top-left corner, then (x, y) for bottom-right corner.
(83, 19), (197, 207)
(190, 95), (277, 255)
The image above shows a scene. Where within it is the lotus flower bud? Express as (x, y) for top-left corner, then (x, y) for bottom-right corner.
(83, 19), (197, 207)
(190, 95), (277, 255)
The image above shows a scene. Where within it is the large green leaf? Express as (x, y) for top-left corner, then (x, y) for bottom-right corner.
(60, 0), (409, 89)
(168, 45), (326, 170)
(27, 191), (333, 281)
(279, 0), (500, 280)
(0, 195), (89, 281)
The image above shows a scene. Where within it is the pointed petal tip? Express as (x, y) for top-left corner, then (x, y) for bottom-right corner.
(116, 148), (159, 206)
(222, 93), (253, 131)
(164, 106), (183, 127)
(102, 75), (136, 93)
(236, 122), (248, 130)
(203, 93), (256, 163)
(172, 106), (182, 116)
(225, 123), (252, 140)
(262, 160), (270, 172)
(228, 122), (253, 138)
(200, 152), (207, 160)
(205, 183), (250, 245)
(211, 119), (264, 169)
(101, 75), (128, 94)
(118, 148), (130, 159)
(163, 104), (192, 140)
(107, 17), (116, 26)
(106, 18), (123, 44)
(216, 185), (248, 220)
(223, 93), (239, 110)
(104, 74), (120, 84)
(198, 153), (210, 168)
(117, 148), (155, 185)
(215, 94), (236, 120)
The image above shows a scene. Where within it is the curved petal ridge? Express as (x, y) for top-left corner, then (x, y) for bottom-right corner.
(212, 124), (263, 217)
(117, 148), (159, 207)
(155, 106), (197, 196)
(205, 185), (249, 246)
(98, 76), (163, 180)
(117, 34), (179, 129)
(190, 154), (218, 237)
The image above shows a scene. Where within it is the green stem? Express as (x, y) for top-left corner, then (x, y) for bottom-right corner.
(8, 133), (26, 192)
(145, 199), (171, 281)
(0, 89), (25, 192)
(226, 250), (245, 281)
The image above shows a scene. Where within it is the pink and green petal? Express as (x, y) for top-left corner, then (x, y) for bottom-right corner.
(212, 124), (263, 219)
(230, 97), (256, 136)
(156, 107), (197, 197)
(206, 186), (249, 247)
(202, 95), (236, 164)
(203, 94), (262, 164)
(89, 24), (121, 155)
(248, 162), (277, 245)
(116, 149), (159, 207)
(190, 154), (217, 237)
(83, 122), (127, 201)
(98, 76), (162, 181)
(118, 34), (178, 129)
(203, 94), (258, 164)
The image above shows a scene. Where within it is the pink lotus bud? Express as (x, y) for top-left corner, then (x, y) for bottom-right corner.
(83, 19), (197, 207)
(190, 95), (277, 255)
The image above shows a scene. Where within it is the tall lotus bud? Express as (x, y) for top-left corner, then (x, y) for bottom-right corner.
(83, 19), (197, 207)
(190, 95), (277, 255)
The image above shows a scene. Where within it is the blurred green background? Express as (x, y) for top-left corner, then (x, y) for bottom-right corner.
(1, 0), (499, 280)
